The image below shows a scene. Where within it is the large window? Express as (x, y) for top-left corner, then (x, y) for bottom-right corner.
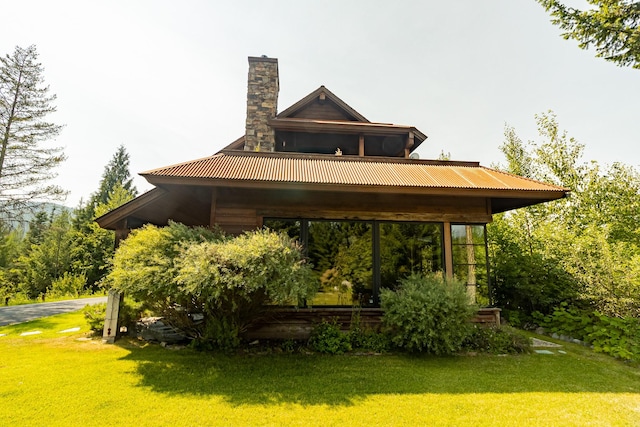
(264, 219), (486, 307)
(451, 224), (490, 305)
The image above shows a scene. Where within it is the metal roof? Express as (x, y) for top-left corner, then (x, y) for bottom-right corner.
(141, 150), (567, 193)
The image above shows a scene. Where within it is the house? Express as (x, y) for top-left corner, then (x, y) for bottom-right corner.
(97, 56), (568, 340)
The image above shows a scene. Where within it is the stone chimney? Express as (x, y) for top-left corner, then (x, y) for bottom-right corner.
(244, 56), (279, 152)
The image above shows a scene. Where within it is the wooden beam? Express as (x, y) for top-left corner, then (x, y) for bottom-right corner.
(209, 188), (218, 226)
(258, 209), (492, 223)
(443, 222), (453, 279)
(359, 134), (365, 157)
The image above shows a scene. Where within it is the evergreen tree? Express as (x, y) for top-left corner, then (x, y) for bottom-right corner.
(537, 0), (640, 69)
(93, 144), (137, 206)
(0, 45), (65, 222)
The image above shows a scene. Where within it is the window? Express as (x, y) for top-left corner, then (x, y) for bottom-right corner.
(308, 221), (372, 306)
(380, 222), (443, 290)
(264, 219), (482, 306)
(451, 224), (490, 305)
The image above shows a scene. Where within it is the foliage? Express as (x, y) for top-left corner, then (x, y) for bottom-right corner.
(49, 272), (86, 298)
(16, 209), (75, 299)
(176, 229), (316, 348)
(83, 303), (107, 332)
(489, 112), (640, 318)
(537, 0), (640, 69)
(0, 45), (66, 223)
(534, 305), (640, 361)
(93, 144), (137, 207)
(348, 306), (391, 352)
(308, 318), (352, 354)
(381, 273), (477, 354)
(108, 224), (315, 350)
(463, 325), (530, 354)
(587, 312), (640, 361)
(106, 221), (223, 309)
(348, 327), (391, 353)
(71, 146), (137, 290)
(82, 299), (146, 334)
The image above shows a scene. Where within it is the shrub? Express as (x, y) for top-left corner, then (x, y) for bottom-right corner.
(349, 327), (391, 353)
(107, 224), (316, 350)
(82, 299), (146, 335)
(50, 273), (86, 298)
(535, 305), (640, 362)
(587, 313), (640, 361)
(83, 303), (107, 332)
(308, 319), (352, 354)
(381, 273), (477, 354)
(105, 221), (224, 312)
(463, 325), (530, 354)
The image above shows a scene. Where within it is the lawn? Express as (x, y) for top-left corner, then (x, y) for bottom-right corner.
(1, 312), (639, 427)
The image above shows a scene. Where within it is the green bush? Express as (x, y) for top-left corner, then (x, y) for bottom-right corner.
(463, 325), (530, 354)
(83, 303), (107, 332)
(381, 273), (477, 355)
(535, 305), (640, 362)
(587, 313), (640, 361)
(308, 319), (352, 354)
(533, 304), (594, 339)
(50, 273), (87, 298)
(82, 299), (145, 335)
(349, 327), (391, 353)
(107, 223), (316, 350)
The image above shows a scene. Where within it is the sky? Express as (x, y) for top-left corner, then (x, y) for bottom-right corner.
(1, 0), (638, 207)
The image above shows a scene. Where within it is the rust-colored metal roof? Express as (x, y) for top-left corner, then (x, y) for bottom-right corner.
(141, 150), (567, 193)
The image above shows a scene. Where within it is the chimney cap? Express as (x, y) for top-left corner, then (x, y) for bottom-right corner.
(248, 56), (278, 64)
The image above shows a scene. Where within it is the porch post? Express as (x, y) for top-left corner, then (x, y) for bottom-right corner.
(102, 289), (122, 343)
(102, 220), (129, 343)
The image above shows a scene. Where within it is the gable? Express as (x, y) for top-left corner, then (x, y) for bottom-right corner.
(277, 86), (369, 122)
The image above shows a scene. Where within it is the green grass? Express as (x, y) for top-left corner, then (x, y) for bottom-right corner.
(1, 312), (639, 426)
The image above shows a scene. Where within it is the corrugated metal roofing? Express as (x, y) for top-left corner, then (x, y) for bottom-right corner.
(141, 151), (566, 192)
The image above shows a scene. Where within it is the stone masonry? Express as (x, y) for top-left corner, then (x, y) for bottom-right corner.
(244, 56), (279, 152)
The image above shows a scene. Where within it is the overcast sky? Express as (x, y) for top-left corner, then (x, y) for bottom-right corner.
(2, 0), (638, 207)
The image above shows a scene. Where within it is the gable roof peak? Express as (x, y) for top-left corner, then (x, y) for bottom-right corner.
(277, 85), (370, 123)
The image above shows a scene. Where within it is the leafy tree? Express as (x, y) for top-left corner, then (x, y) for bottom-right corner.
(490, 111), (640, 319)
(0, 45), (65, 222)
(537, 0), (640, 69)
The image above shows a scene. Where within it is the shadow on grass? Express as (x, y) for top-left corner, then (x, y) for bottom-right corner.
(118, 339), (640, 407)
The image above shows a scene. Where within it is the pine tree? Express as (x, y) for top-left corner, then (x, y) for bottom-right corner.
(0, 45), (65, 222)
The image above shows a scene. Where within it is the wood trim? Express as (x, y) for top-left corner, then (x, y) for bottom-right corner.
(444, 221), (453, 279)
(269, 118), (426, 141)
(209, 188), (218, 225)
(259, 209), (492, 223)
(95, 188), (168, 229)
(358, 134), (364, 157)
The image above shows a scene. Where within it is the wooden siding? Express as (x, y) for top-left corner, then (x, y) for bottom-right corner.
(214, 187), (492, 226)
(288, 99), (355, 121)
(246, 307), (501, 340)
